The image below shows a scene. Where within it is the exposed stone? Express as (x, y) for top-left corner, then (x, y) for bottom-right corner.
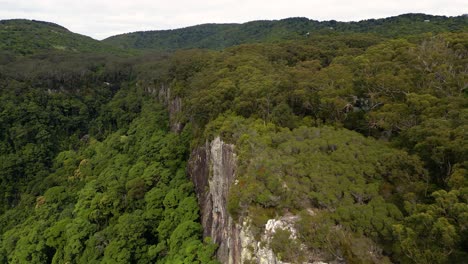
(188, 137), (240, 264)
(188, 137), (329, 264)
(240, 216), (313, 264)
(264, 216), (299, 239)
(150, 83), (183, 133)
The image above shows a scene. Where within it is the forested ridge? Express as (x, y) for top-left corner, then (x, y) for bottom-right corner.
(103, 14), (467, 51)
(0, 14), (467, 264)
(0, 19), (126, 56)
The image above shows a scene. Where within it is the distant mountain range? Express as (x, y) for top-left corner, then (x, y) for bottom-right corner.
(0, 13), (466, 56)
(103, 13), (467, 51)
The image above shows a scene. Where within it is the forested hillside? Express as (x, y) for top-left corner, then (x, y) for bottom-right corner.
(103, 14), (467, 51)
(0, 20), (125, 56)
(0, 49), (218, 263)
(0, 15), (467, 264)
(136, 31), (468, 263)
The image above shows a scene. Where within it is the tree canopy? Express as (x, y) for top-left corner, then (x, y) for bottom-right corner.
(0, 14), (467, 264)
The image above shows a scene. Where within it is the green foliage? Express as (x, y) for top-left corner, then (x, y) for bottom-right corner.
(0, 53), (138, 213)
(0, 90), (217, 263)
(0, 19), (125, 56)
(103, 14), (467, 51)
(270, 228), (305, 262)
(213, 116), (427, 255)
(392, 187), (468, 263)
(1, 14), (467, 264)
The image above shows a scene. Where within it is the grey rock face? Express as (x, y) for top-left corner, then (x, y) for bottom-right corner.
(155, 84), (183, 132)
(188, 137), (241, 264)
(188, 137), (328, 264)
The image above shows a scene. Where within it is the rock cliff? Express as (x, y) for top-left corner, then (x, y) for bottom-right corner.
(188, 137), (317, 264)
(145, 83), (183, 132)
(188, 137), (241, 263)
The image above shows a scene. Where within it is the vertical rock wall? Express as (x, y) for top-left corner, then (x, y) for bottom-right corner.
(188, 137), (241, 264)
(157, 84), (183, 132)
(188, 137), (307, 264)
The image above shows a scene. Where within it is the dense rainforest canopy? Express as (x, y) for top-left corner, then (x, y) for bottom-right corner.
(0, 14), (467, 263)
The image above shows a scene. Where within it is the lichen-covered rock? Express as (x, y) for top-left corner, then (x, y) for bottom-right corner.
(240, 216), (317, 264)
(264, 216), (299, 239)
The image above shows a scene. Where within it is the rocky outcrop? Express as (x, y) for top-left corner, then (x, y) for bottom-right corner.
(145, 83), (183, 132)
(157, 84), (183, 132)
(239, 219), (283, 264)
(240, 216), (311, 264)
(188, 137), (241, 264)
(188, 137), (326, 264)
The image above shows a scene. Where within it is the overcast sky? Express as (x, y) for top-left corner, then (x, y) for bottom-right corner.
(0, 0), (466, 40)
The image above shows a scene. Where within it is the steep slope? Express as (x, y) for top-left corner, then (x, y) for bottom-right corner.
(0, 54), (219, 263)
(0, 19), (123, 55)
(137, 31), (468, 263)
(103, 14), (468, 51)
(189, 122), (426, 263)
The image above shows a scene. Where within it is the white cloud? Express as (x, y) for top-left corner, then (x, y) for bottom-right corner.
(0, 0), (466, 39)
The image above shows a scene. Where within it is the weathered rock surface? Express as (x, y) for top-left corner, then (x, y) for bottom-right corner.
(188, 137), (241, 264)
(240, 216), (313, 264)
(188, 137), (329, 264)
(145, 83), (183, 132)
